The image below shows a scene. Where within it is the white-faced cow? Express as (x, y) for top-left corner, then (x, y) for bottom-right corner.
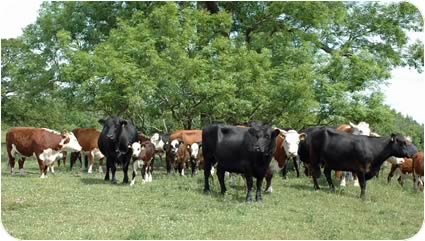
(308, 127), (417, 199)
(130, 141), (155, 186)
(202, 123), (280, 202)
(150, 133), (169, 162)
(265, 129), (305, 193)
(98, 116), (138, 184)
(6, 127), (82, 178)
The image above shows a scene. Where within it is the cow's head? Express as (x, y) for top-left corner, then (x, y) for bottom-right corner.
(170, 139), (181, 154)
(98, 116), (125, 141)
(131, 141), (142, 158)
(390, 134), (417, 158)
(349, 122), (371, 136)
(60, 131), (82, 152)
(279, 129), (306, 158)
(248, 124), (280, 156)
(188, 142), (201, 159)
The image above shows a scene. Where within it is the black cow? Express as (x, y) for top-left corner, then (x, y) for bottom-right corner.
(308, 127), (417, 199)
(202, 123), (280, 202)
(297, 126), (325, 177)
(98, 116), (138, 184)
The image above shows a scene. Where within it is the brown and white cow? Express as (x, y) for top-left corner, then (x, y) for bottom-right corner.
(387, 157), (413, 186)
(70, 128), (104, 173)
(6, 127), (82, 178)
(130, 141), (156, 186)
(412, 152), (424, 191)
(175, 141), (190, 176)
(265, 129), (305, 193)
(169, 130), (202, 152)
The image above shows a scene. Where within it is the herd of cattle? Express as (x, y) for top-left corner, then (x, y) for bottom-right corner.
(5, 116), (424, 202)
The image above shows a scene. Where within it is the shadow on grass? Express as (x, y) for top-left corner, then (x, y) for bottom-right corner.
(80, 177), (110, 185)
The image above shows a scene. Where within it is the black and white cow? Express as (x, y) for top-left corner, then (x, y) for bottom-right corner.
(98, 116), (138, 184)
(308, 127), (417, 199)
(150, 133), (169, 162)
(202, 123), (280, 202)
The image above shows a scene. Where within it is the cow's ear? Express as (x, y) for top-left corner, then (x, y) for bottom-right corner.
(272, 129), (280, 138)
(187, 144), (191, 149)
(390, 133), (397, 142)
(299, 133), (306, 141)
(98, 119), (105, 125)
(120, 120), (128, 126)
(248, 127), (256, 137)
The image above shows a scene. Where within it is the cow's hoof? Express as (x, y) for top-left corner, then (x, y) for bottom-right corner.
(111, 179), (117, 184)
(203, 189), (210, 193)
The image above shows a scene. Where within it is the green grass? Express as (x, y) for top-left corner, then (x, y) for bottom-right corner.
(1, 147), (423, 240)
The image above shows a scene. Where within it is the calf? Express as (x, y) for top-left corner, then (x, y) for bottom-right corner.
(308, 127), (417, 198)
(387, 158), (412, 186)
(70, 128), (104, 173)
(202, 123), (280, 202)
(412, 152), (424, 191)
(150, 133), (169, 162)
(98, 116), (138, 184)
(6, 127), (82, 178)
(130, 141), (156, 186)
(188, 142), (202, 176)
(265, 129), (305, 193)
(175, 141), (190, 176)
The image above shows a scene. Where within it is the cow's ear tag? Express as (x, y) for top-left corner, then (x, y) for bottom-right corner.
(390, 134), (396, 142)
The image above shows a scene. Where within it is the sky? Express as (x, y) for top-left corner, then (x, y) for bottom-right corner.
(1, 0), (424, 124)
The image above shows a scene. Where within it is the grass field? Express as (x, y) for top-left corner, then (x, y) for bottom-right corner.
(1, 146), (424, 240)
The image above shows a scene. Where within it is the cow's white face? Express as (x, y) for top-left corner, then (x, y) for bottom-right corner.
(170, 139), (180, 154)
(61, 132), (82, 152)
(281, 130), (302, 158)
(190, 143), (200, 158)
(131, 142), (142, 158)
(350, 122), (371, 136)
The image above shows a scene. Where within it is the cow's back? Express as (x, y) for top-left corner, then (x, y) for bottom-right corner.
(72, 128), (100, 151)
(170, 130), (202, 145)
(7, 127), (62, 157)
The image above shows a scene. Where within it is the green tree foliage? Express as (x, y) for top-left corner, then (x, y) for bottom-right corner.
(1, 1), (423, 147)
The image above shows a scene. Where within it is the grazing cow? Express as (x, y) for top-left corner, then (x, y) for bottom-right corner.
(6, 127), (82, 178)
(265, 129), (305, 193)
(175, 141), (190, 176)
(69, 128), (104, 173)
(308, 127), (417, 198)
(150, 133), (169, 162)
(98, 116), (138, 184)
(387, 157), (412, 186)
(130, 141), (156, 186)
(202, 123), (280, 202)
(412, 152), (424, 191)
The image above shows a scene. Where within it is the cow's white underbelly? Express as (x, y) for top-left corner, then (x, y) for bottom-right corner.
(39, 148), (62, 165)
(269, 158), (283, 172)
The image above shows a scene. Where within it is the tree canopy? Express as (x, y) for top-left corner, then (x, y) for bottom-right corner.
(1, 1), (423, 149)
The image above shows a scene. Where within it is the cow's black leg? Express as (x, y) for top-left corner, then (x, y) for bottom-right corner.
(312, 176), (320, 190)
(141, 165), (146, 181)
(256, 177), (263, 201)
(191, 159), (196, 177)
(104, 159), (110, 181)
(294, 157), (300, 178)
(281, 162), (288, 179)
(217, 166), (226, 194)
(123, 163), (129, 184)
(324, 166), (335, 192)
(357, 172), (367, 200)
(203, 166), (211, 193)
(387, 165), (396, 183)
(264, 169), (273, 193)
(245, 174), (254, 202)
(111, 162), (117, 184)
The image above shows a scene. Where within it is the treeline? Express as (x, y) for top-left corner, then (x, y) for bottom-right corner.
(1, 1), (423, 149)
